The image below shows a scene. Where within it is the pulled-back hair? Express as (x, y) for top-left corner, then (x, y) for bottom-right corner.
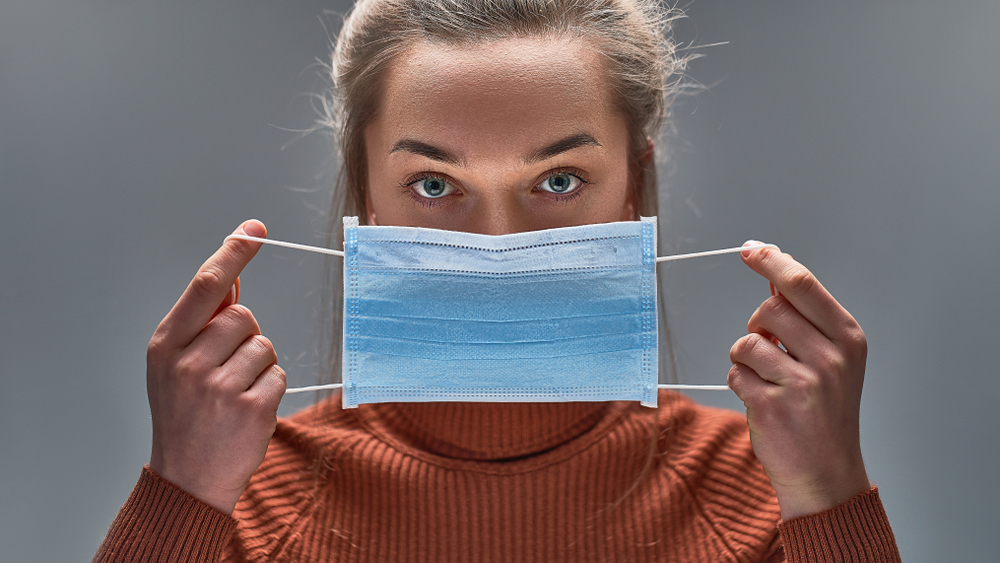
(319, 0), (688, 221)
(317, 0), (689, 397)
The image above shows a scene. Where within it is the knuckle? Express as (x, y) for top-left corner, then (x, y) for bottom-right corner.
(191, 266), (228, 301)
(228, 304), (257, 326)
(263, 366), (288, 397)
(726, 364), (742, 389)
(229, 236), (257, 256)
(731, 333), (764, 362)
(844, 325), (868, 357)
(202, 369), (236, 397)
(759, 295), (791, 318)
(252, 334), (274, 350)
(215, 304), (259, 333)
(791, 363), (824, 393)
(743, 332), (765, 354)
(248, 335), (278, 362)
(241, 389), (280, 420)
(780, 265), (816, 295)
(784, 374), (817, 403)
(729, 338), (744, 360)
(147, 333), (171, 363)
(815, 348), (848, 378)
(175, 353), (210, 380)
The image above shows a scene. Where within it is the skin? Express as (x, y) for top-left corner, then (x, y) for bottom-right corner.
(362, 37), (637, 232)
(148, 36), (869, 519)
(148, 219), (285, 514)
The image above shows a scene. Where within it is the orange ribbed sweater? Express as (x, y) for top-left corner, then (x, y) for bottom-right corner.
(95, 391), (899, 562)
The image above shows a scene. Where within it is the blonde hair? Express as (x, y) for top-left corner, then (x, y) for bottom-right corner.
(317, 0), (689, 395)
(314, 1), (690, 503)
(319, 0), (689, 221)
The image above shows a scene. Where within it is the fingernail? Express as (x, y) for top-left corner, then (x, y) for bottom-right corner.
(242, 219), (265, 238)
(741, 240), (761, 259)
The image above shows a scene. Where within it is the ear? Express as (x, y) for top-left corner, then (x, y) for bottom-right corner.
(640, 137), (655, 170)
(621, 137), (655, 221)
(364, 191), (378, 226)
(619, 183), (637, 221)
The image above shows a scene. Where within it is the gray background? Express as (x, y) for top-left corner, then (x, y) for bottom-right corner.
(1, 1), (997, 561)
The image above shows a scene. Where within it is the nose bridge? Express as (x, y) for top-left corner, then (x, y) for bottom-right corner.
(477, 205), (516, 236)
(470, 179), (522, 236)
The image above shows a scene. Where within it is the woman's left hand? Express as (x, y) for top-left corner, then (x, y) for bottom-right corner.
(728, 243), (871, 520)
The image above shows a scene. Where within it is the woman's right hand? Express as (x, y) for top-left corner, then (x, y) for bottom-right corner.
(146, 220), (286, 515)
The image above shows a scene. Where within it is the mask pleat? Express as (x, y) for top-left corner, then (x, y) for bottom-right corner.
(343, 218), (658, 408)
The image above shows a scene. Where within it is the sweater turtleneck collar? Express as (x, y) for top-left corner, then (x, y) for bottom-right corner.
(357, 401), (615, 461)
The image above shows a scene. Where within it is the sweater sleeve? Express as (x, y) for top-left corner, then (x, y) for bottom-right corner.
(777, 486), (900, 562)
(92, 466), (238, 563)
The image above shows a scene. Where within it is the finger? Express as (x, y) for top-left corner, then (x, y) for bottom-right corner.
(185, 304), (262, 369)
(727, 362), (775, 410)
(730, 332), (802, 387)
(216, 334), (279, 393)
(741, 245), (858, 344)
(211, 278), (240, 319)
(157, 220), (266, 349)
(247, 364), (287, 413)
(747, 295), (836, 366)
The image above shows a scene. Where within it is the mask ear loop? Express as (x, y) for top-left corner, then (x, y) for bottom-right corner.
(225, 234), (779, 395)
(226, 234), (345, 257)
(654, 242), (778, 263)
(652, 241), (780, 391)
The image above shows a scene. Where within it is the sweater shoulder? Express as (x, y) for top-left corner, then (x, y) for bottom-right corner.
(229, 395), (367, 560)
(656, 391), (770, 490)
(655, 391), (781, 560)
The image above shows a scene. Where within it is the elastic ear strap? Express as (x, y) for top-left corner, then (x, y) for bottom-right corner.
(655, 242), (779, 263)
(223, 232), (776, 396)
(284, 383), (730, 394)
(225, 234), (777, 263)
(225, 234), (345, 257)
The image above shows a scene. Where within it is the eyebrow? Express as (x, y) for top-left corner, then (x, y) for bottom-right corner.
(389, 139), (462, 166)
(388, 133), (602, 167)
(527, 133), (602, 163)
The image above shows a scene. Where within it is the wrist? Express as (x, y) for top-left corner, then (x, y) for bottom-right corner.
(148, 455), (244, 515)
(773, 468), (871, 520)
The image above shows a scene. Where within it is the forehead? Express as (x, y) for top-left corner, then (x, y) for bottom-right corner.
(376, 36), (618, 151)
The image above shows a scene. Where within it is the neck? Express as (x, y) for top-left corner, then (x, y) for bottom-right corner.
(359, 401), (614, 460)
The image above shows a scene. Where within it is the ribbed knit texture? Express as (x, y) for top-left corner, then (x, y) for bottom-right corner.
(95, 391), (900, 562)
(779, 487), (899, 563)
(93, 467), (236, 562)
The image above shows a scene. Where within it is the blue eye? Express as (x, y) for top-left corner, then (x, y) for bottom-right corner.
(537, 172), (582, 194)
(411, 176), (454, 199)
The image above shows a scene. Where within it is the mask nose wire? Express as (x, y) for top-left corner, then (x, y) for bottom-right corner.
(224, 234), (780, 395)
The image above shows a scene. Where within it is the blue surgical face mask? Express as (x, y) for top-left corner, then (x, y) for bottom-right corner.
(341, 216), (660, 409)
(227, 219), (776, 408)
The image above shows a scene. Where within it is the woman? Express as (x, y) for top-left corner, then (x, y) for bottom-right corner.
(95, 0), (900, 560)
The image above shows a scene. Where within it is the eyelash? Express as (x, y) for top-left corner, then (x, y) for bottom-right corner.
(536, 167), (590, 203)
(399, 173), (455, 208)
(400, 168), (591, 208)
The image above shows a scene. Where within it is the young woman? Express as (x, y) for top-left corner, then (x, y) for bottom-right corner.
(95, 0), (900, 560)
